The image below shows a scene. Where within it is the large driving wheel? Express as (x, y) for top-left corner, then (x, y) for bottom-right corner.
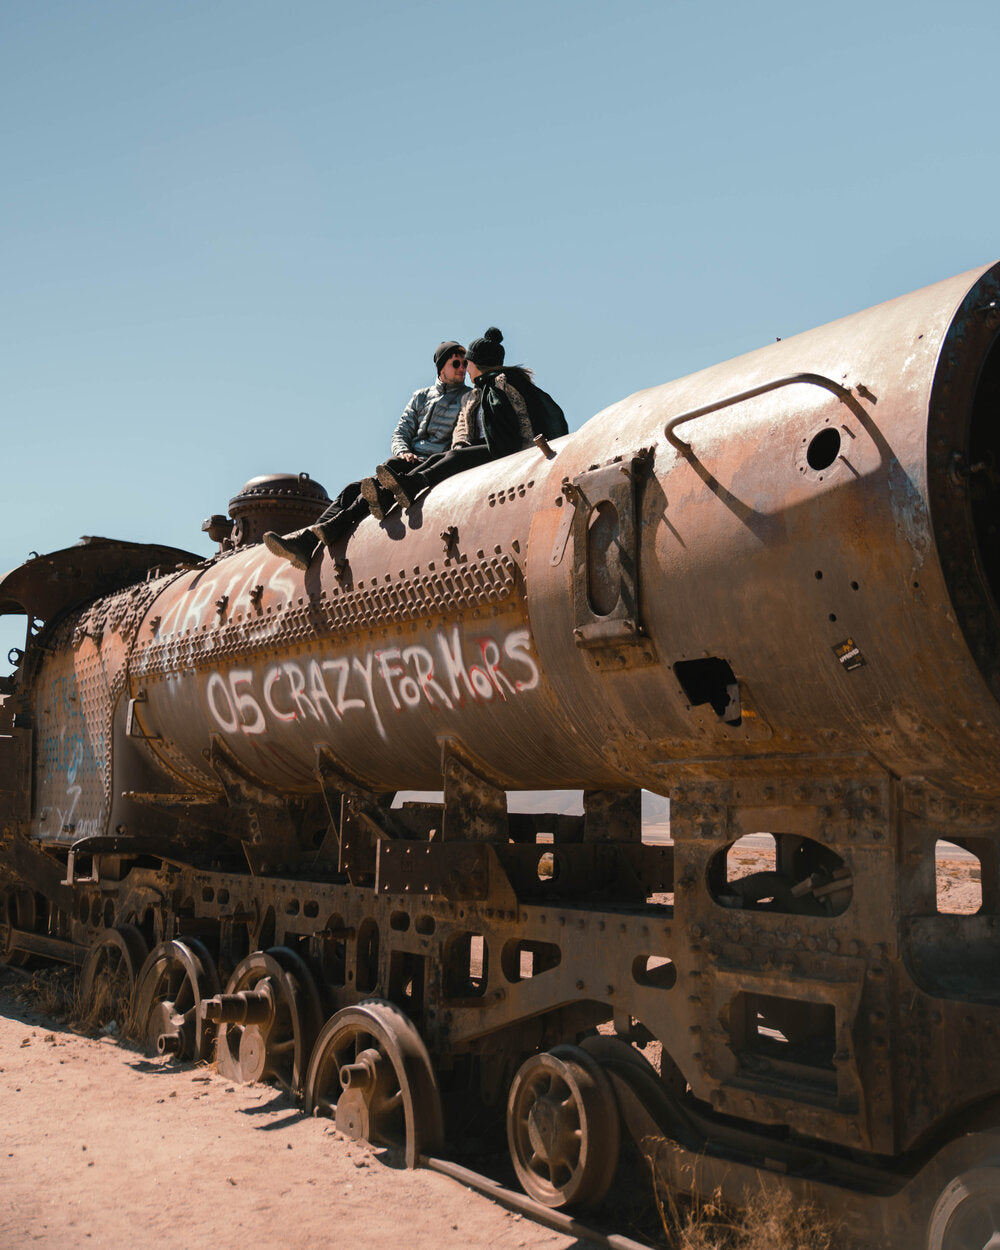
(927, 1168), (1000, 1250)
(507, 1043), (620, 1208)
(210, 947), (322, 1095)
(132, 939), (220, 1060)
(304, 999), (443, 1169)
(79, 925), (149, 1027)
(0, 885), (38, 967)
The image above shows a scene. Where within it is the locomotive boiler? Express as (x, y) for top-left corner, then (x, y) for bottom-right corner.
(3, 262), (1000, 1248)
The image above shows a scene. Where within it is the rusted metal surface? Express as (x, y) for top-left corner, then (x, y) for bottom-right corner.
(3, 263), (1000, 1245)
(10, 264), (998, 822)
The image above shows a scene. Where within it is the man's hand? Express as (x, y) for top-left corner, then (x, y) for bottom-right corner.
(399, 451), (419, 463)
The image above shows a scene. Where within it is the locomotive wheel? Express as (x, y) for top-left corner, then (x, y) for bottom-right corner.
(507, 1043), (620, 1209)
(304, 999), (443, 1169)
(0, 885), (38, 967)
(215, 947), (323, 1095)
(79, 925), (149, 1026)
(132, 939), (220, 1060)
(927, 1168), (1000, 1250)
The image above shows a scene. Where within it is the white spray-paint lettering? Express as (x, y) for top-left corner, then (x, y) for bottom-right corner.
(203, 626), (538, 742)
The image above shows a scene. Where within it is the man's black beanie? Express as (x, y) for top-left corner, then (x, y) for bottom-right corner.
(434, 341), (465, 372)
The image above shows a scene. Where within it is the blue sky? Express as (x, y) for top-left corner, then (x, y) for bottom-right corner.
(2, 0), (998, 658)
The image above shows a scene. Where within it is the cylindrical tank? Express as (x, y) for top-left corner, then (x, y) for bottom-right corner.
(114, 262), (1000, 804)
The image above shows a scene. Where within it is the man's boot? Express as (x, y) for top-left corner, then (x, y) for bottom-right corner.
(359, 476), (395, 520)
(375, 462), (421, 508)
(311, 498), (367, 547)
(262, 528), (318, 570)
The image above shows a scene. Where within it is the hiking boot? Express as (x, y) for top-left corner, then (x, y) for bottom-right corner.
(311, 499), (367, 547)
(360, 476), (392, 520)
(375, 462), (418, 508)
(263, 528), (318, 570)
(311, 518), (348, 547)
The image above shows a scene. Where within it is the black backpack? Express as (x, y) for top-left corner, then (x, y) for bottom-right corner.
(523, 380), (568, 440)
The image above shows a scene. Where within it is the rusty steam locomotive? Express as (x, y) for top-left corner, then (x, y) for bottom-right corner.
(3, 263), (1000, 1248)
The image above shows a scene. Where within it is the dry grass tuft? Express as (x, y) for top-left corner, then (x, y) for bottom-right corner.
(1, 964), (77, 1020)
(71, 965), (134, 1036)
(651, 1148), (837, 1250)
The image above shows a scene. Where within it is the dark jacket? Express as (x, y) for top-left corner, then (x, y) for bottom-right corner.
(452, 367), (561, 459)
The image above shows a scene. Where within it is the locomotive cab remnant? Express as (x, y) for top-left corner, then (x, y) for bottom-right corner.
(5, 264), (1000, 1247)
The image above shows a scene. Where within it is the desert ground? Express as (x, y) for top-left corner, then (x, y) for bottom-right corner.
(0, 984), (584, 1250)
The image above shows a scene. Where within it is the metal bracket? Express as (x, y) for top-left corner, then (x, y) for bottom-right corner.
(125, 691), (161, 741)
(569, 453), (657, 668)
(314, 745), (402, 880)
(440, 736), (509, 843)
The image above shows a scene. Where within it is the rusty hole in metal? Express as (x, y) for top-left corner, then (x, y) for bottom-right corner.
(356, 918), (379, 993)
(202, 886), (214, 903)
(442, 931), (488, 998)
(807, 427), (841, 471)
(257, 906), (276, 953)
(415, 914), (435, 935)
(321, 914), (347, 985)
(829, 613), (837, 622)
(673, 657), (741, 725)
(936, 839), (982, 915)
(851, 581), (860, 591)
(537, 851), (558, 882)
(500, 938), (562, 983)
(285, 898), (300, 916)
(713, 834), (852, 917)
(631, 955), (677, 990)
(303, 900), (319, 919)
(731, 992), (837, 1077)
(585, 501), (622, 617)
(388, 948), (425, 1009)
(814, 570), (823, 580)
(389, 910), (410, 932)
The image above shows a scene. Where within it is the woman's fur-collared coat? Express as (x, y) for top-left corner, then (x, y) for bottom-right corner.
(451, 367), (538, 459)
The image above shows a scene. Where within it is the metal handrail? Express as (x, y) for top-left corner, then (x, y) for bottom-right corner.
(664, 371), (855, 452)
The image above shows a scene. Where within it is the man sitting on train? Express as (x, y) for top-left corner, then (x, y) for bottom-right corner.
(264, 340), (471, 569)
(359, 327), (567, 517)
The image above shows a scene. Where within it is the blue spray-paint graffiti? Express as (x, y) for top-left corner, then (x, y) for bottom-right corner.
(40, 674), (107, 836)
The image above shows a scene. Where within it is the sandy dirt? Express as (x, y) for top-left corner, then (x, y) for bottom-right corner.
(0, 991), (582, 1250)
